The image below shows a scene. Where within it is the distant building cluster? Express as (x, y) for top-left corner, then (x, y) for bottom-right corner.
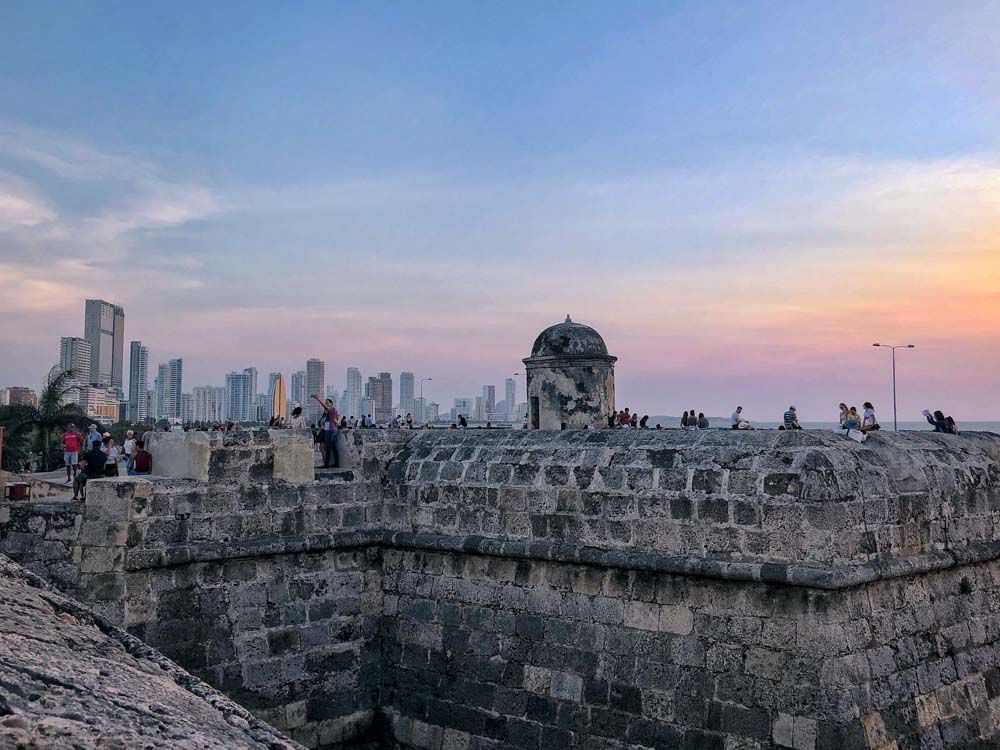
(12, 298), (527, 428)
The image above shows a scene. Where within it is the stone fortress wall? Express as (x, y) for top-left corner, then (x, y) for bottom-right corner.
(2, 428), (1000, 749)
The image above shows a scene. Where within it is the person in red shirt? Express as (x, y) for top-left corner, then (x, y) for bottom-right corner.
(130, 440), (152, 475)
(61, 423), (84, 483)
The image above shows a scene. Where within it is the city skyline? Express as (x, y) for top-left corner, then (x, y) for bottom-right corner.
(1, 4), (998, 419)
(2, 292), (997, 423)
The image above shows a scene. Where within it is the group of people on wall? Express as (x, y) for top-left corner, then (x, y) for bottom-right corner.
(60, 423), (152, 500)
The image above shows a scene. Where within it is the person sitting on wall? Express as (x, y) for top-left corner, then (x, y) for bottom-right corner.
(73, 440), (108, 500)
(861, 402), (880, 432)
(923, 410), (950, 433)
(842, 407), (862, 431)
(130, 440), (152, 476)
(639, 415), (649, 429)
(697, 413), (710, 429)
(731, 406), (746, 430)
(783, 406), (802, 430)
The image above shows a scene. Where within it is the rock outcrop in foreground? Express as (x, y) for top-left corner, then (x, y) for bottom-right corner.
(0, 554), (300, 750)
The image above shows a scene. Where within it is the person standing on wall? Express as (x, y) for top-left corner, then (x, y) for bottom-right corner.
(61, 423), (83, 483)
(312, 395), (341, 468)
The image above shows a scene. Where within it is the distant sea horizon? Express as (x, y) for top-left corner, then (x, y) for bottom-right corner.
(646, 417), (1000, 434)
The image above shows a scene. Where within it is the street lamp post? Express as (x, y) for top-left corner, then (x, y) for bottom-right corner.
(872, 343), (915, 432)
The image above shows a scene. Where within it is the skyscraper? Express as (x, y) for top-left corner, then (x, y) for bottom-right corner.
(193, 386), (225, 423)
(166, 358), (183, 419)
(155, 363), (168, 419)
(181, 393), (194, 423)
(505, 378), (516, 420)
(400, 372), (415, 415)
(84, 299), (125, 391)
(59, 337), (92, 381)
(363, 373), (393, 423)
(224, 369), (256, 422)
(127, 341), (149, 422)
(305, 358), (325, 424)
(289, 370), (306, 407)
(346, 367), (362, 419)
(267, 373), (282, 422)
(377, 372), (392, 423)
(451, 398), (474, 423)
(482, 385), (496, 418)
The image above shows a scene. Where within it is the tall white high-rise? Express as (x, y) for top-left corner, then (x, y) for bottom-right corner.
(305, 358), (325, 424)
(166, 358), (183, 419)
(505, 378), (516, 420)
(346, 367), (362, 419)
(193, 386), (225, 423)
(451, 397), (474, 423)
(224, 369), (256, 422)
(155, 364), (168, 419)
(59, 337), (92, 381)
(84, 299), (125, 391)
(399, 372), (415, 414)
(181, 393), (194, 423)
(289, 370), (306, 407)
(127, 341), (149, 422)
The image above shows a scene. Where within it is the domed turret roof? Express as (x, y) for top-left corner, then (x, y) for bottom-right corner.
(529, 316), (610, 358)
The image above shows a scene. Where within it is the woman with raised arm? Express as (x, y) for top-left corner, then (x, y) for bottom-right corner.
(311, 395), (341, 468)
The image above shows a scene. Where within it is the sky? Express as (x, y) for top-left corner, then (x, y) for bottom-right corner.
(1, 1), (998, 420)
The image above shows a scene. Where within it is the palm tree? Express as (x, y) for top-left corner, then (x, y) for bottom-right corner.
(3, 370), (87, 472)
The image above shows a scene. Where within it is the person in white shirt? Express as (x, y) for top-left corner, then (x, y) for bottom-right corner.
(731, 406), (745, 429)
(288, 407), (308, 429)
(122, 430), (136, 471)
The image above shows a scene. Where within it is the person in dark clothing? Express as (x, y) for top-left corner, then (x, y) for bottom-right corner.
(130, 440), (152, 475)
(73, 444), (107, 500)
(924, 410), (949, 432)
(311, 395), (340, 468)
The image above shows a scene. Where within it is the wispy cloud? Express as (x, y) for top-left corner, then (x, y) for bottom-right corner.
(0, 170), (57, 230)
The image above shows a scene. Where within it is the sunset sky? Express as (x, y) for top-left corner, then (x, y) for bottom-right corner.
(1, 2), (998, 420)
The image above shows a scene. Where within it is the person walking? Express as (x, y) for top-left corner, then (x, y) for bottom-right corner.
(311, 395), (341, 468)
(61, 423), (83, 483)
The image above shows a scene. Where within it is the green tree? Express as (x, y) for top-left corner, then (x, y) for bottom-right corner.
(0, 406), (33, 472)
(2, 371), (87, 472)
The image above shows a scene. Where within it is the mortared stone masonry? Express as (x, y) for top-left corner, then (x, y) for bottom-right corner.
(2, 427), (1000, 749)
